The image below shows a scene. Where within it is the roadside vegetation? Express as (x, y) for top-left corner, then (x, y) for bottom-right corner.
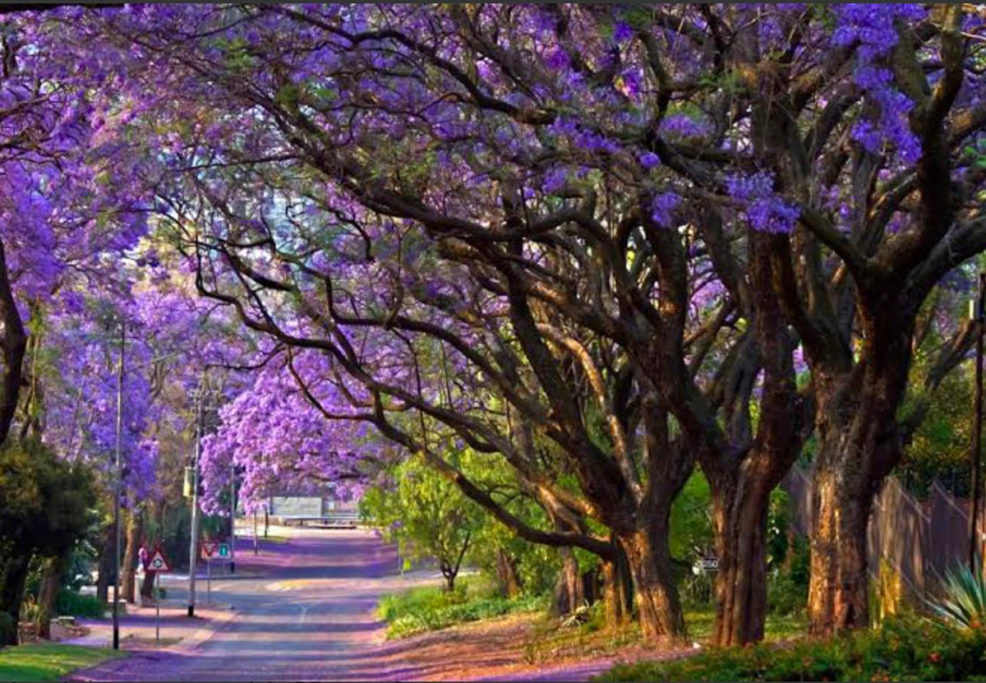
(378, 578), (548, 638)
(0, 642), (125, 682)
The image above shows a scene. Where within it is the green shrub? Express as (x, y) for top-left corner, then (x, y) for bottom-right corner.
(54, 590), (104, 619)
(929, 562), (986, 629)
(378, 579), (547, 638)
(0, 612), (14, 648)
(597, 616), (986, 682)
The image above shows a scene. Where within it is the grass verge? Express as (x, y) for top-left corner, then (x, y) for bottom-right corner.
(0, 642), (126, 682)
(378, 579), (547, 638)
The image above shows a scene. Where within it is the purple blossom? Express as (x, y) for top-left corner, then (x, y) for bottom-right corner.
(649, 191), (680, 228)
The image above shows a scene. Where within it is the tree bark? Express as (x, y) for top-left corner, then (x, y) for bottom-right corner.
(0, 237), (27, 447)
(0, 553), (30, 646)
(601, 542), (633, 628)
(494, 549), (522, 599)
(95, 523), (113, 605)
(35, 555), (66, 640)
(618, 524), (684, 643)
(806, 309), (913, 636)
(552, 547), (584, 616)
(807, 457), (872, 634)
(121, 509), (143, 604)
(710, 474), (770, 646)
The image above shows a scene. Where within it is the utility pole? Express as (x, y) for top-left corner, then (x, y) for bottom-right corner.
(188, 390), (204, 617)
(229, 456), (236, 574)
(112, 320), (125, 650)
(972, 272), (986, 572)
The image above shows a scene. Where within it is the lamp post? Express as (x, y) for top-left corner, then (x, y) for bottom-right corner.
(971, 272), (986, 572)
(112, 321), (125, 650)
(229, 455), (236, 574)
(188, 388), (204, 617)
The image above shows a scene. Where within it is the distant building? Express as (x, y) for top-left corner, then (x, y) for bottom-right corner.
(265, 493), (360, 527)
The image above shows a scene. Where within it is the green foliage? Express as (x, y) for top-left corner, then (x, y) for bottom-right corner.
(598, 617), (986, 682)
(378, 579), (547, 638)
(53, 591), (103, 619)
(0, 439), (99, 559)
(670, 471), (712, 563)
(0, 642), (126, 681)
(928, 562), (986, 629)
(768, 535), (809, 616)
(361, 452), (486, 587)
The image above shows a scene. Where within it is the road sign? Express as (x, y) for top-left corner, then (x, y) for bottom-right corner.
(699, 556), (719, 572)
(201, 541), (218, 557)
(144, 547), (172, 573)
(217, 542), (230, 558)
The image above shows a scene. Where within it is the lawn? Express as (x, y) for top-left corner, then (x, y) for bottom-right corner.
(684, 609), (807, 643)
(0, 643), (126, 682)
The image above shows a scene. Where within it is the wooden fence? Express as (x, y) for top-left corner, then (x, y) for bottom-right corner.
(783, 467), (986, 598)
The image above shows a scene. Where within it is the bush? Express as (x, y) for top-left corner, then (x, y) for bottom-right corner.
(378, 579), (547, 638)
(0, 612), (14, 647)
(597, 616), (986, 681)
(54, 590), (104, 619)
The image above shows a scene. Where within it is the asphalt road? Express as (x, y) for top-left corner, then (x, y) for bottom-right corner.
(71, 528), (421, 682)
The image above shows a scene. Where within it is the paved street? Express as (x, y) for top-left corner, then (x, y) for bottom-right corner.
(69, 528), (436, 682)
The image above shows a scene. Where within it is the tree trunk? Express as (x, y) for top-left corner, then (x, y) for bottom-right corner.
(495, 549), (522, 598)
(601, 546), (633, 628)
(710, 475), (770, 646)
(0, 553), (30, 646)
(121, 509), (143, 604)
(806, 314), (912, 637)
(140, 569), (156, 600)
(35, 555), (66, 640)
(95, 524), (113, 605)
(0, 237), (27, 447)
(618, 526), (685, 643)
(553, 547), (584, 616)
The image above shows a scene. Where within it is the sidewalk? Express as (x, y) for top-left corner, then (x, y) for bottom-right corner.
(64, 603), (236, 652)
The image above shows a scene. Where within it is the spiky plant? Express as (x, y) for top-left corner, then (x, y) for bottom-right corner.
(929, 562), (986, 629)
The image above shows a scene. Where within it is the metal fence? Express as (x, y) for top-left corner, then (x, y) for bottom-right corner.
(783, 466), (986, 598)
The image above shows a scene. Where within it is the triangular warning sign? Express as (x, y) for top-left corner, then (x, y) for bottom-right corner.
(144, 547), (171, 573)
(201, 541), (217, 557)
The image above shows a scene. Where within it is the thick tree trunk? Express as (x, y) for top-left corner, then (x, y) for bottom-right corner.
(807, 459), (871, 634)
(710, 476), (770, 646)
(552, 547), (584, 616)
(618, 525), (684, 642)
(805, 302), (912, 637)
(35, 555), (66, 640)
(0, 553), (30, 646)
(121, 509), (143, 603)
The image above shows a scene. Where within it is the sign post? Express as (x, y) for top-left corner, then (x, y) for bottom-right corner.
(143, 547), (171, 645)
(200, 542), (217, 604)
(217, 542), (230, 575)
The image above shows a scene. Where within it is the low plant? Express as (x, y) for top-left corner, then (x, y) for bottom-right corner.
(54, 591), (103, 619)
(928, 562), (986, 629)
(378, 579), (547, 638)
(597, 616), (986, 681)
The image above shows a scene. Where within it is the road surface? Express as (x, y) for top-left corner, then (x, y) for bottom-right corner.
(70, 528), (430, 682)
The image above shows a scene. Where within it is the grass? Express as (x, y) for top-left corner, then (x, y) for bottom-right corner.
(684, 609), (807, 643)
(378, 578), (548, 638)
(0, 643), (126, 682)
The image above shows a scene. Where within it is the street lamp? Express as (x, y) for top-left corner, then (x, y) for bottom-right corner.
(111, 327), (192, 649)
(971, 272), (986, 572)
(112, 321), (125, 651)
(188, 384), (209, 617)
